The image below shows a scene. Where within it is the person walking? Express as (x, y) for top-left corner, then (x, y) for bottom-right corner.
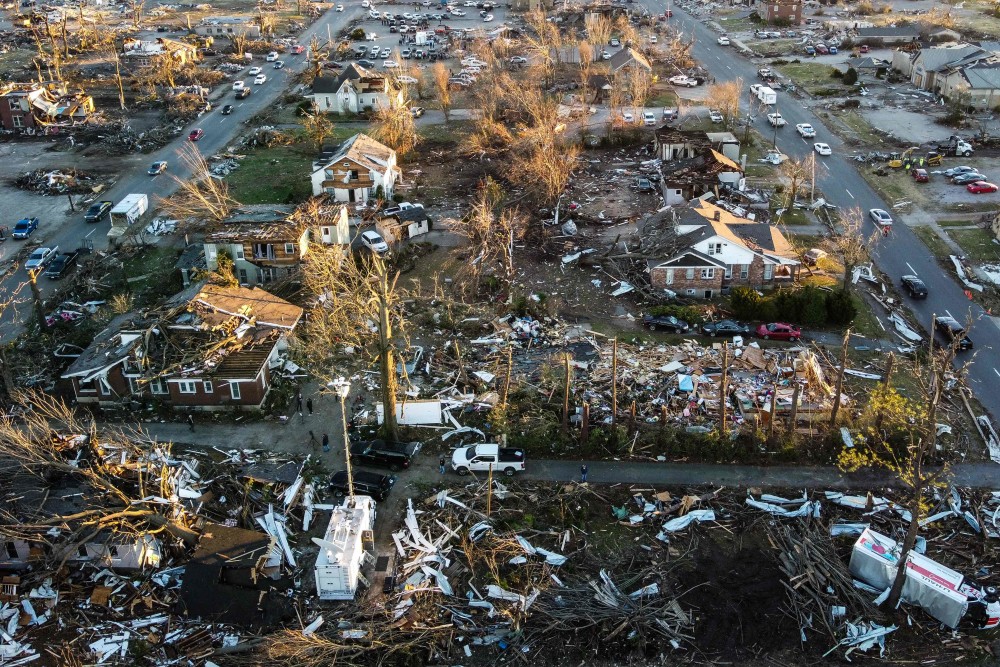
(439, 456), (446, 474)
(296, 391), (304, 416)
(322, 433), (330, 453)
(187, 414), (195, 432)
(306, 397), (314, 416)
(580, 464), (588, 483)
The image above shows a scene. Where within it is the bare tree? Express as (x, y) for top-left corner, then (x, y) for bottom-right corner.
(706, 78), (743, 129)
(585, 14), (613, 52)
(103, 36), (127, 110)
(578, 40), (594, 104)
(626, 65), (652, 120)
(454, 178), (527, 294)
(522, 8), (561, 87)
(158, 143), (240, 225)
(371, 94), (418, 157)
(232, 30), (251, 59)
(614, 15), (639, 51)
(778, 157), (809, 213)
(825, 207), (880, 290)
(507, 87), (581, 206)
(432, 62), (452, 124)
(297, 248), (407, 442)
(301, 102), (335, 151)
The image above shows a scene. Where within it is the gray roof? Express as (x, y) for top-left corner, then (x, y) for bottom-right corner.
(608, 47), (651, 73)
(648, 250), (727, 270)
(856, 26), (919, 38)
(312, 63), (379, 95)
(62, 313), (147, 378)
(222, 204), (296, 225)
(845, 56), (888, 70)
(916, 45), (987, 73)
(962, 65), (1000, 90)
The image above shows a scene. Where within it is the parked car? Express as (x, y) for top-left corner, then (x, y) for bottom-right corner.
(911, 168), (929, 183)
(643, 111), (657, 126)
(357, 59), (376, 68)
(621, 111), (634, 124)
(795, 123), (815, 138)
(510, 55), (527, 64)
(968, 181), (998, 194)
(482, 13), (493, 21)
(610, 37), (621, 47)
(701, 320), (751, 336)
(43, 250), (79, 279)
(410, 106), (425, 117)
(900, 274), (928, 298)
(25, 246), (57, 271)
(336, 3), (344, 9)
(636, 176), (654, 192)
(708, 109), (723, 123)
(934, 315), (973, 351)
(642, 314), (690, 333)
(349, 440), (418, 471)
(361, 230), (389, 253)
(803, 248), (827, 266)
(328, 470), (396, 501)
(767, 113), (787, 127)
(188, 128), (204, 141)
(859, 45), (869, 53)
(756, 322), (802, 341)
(813, 142), (832, 156)
(953, 172), (987, 185)
(148, 161), (168, 175)
(804, 45), (816, 55)
(869, 208), (893, 227)
(717, 35), (730, 45)
(943, 165), (974, 178)
(248, 66), (262, 75)
(84, 201), (113, 223)
(383, 60), (400, 68)
(669, 75), (698, 87)
(12, 217), (39, 239)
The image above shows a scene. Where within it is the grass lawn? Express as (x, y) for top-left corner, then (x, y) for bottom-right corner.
(850, 293), (883, 339)
(777, 63), (842, 94)
(227, 143), (316, 205)
(648, 89), (679, 108)
(949, 228), (1000, 262)
(717, 16), (755, 32)
(938, 218), (979, 227)
(913, 225), (952, 258)
(418, 120), (475, 144)
(838, 111), (891, 149)
(122, 246), (183, 308)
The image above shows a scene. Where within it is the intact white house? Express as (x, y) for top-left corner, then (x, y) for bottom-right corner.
(311, 133), (401, 203)
(309, 65), (402, 114)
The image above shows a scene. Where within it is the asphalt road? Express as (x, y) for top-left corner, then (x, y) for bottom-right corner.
(0, 5), (365, 340)
(641, 0), (1000, 420)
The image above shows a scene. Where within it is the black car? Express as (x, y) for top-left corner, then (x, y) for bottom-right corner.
(329, 470), (396, 501)
(221, 104), (234, 115)
(44, 251), (78, 279)
(900, 275), (928, 298)
(236, 87), (251, 99)
(642, 314), (690, 333)
(84, 201), (112, 223)
(934, 316), (973, 351)
(357, 59), (376, 68)
(350, 439), (418, 471)
(701, 319), (752, 336)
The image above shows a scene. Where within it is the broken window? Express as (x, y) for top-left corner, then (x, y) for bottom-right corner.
(108, 545), (120, 558)
(128, 378), (140, 395)
(665, 269), (674, 285)
(79, 378), (96, 393)
(5, 542), (17, 559)
(701, 268), (715, 279)
(77, 545), (88, 558)
(253, 243), (275, 260)
(284, 243), (295, 255)
(150, 378), (168, 395)
(178, 381), (198, 394)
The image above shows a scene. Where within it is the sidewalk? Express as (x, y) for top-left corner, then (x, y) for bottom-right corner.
(139, 421), (1000, 490)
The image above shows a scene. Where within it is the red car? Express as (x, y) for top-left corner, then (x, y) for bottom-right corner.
(756, 322), (802, 341)
(967, 181), (998, 194)
(188, 128), (204, 141)
(911, 168), (928, 183)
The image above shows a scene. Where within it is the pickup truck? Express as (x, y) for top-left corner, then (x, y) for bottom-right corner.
(43, 250), (79, 279)
(452, 444), (526, 477)
(84, 201), (113, 224)
(25, 246), (58, 271)
(767, 113), (787, 127)
(12, 217), (39, 239)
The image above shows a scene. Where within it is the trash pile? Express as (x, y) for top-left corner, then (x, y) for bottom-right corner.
(241, 126), (292, 148)
(209, 158), (241, 177)
(13, 168), (109, 195)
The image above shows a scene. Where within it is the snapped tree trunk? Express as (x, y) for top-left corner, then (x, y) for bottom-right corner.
(377, 270), (399, 443)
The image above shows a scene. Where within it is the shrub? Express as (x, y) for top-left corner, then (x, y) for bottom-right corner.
(729, 285), (762, 320)
(843, 99), (861, 109)
(649, 304), (702, 324)
(350, 27), (366, 39)
(799, 286), (828, 326)
(825, 289), (857, 324)
(843, 67), (859, 86)
(831, 69), (844, 79)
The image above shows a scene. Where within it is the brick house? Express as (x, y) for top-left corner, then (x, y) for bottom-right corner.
(61, 283), (303, 411)
(644, 199), (799, 298)
(311, 133), (401, 203)
(760, 0), (801, 25)
(204, 204), (350, 286)
(0, 82), (95, 132)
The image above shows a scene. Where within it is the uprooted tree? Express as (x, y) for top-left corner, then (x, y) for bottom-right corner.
(825, 207), (880, 291)
(158, 142), (240, 227)
(0, 391), (199, 574)
(297, 246), (408, 442)
(370, 93), (418, 157)
(453, 177), (527, 295)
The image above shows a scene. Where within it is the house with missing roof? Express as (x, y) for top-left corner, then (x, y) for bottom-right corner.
(892, 43), (998, 93)
(309, 65), (402, 114)
(61, 282), (303, 411)
(0, 82), (95, 132)
(643, 198), (799, 298)
(311, 133), (401, 203)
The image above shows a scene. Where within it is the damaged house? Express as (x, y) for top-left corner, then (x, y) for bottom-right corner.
(644, 198), (799, 298)
(0, 82), (95, 132)
(309, 64), (403, 114)
(121, 37), (200, 68)
(203, 204), (349, 286)
(311, 133), (401, 203)
(661, 150), (744, 206)
(61, 282), (303, 411)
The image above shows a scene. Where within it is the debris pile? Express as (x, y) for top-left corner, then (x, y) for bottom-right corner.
(13, 168), (108, 195)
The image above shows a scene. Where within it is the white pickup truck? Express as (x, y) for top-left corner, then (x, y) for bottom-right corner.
(451, 444), (526, 477)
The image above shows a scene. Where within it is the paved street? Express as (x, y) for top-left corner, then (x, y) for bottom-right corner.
(645, 2), (1000, 419)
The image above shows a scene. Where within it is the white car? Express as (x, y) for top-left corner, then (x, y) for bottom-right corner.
(464, 1), (476, 5)
(709, 109), (723, 123)
(760, 150), (787, 165)
(643, 111), (656, 126)
(25, 247), (57, 270)
(795, 123), (815, 138)
(669, 75), (697, 87)
(266, 51), (278, 61)
(397, 75), (418, 84)
(361, 230), (390, 254)
(403, 11), (413, 18)
(621, 111), (634, 124)
(766, 113), (786, 127)
(383, 60), (399, 68)
(254, 74), (267, 84)
(232, 80), (245, 91)
(869, 208), (893, 226)
(650, 35), (657, 43)
(483, 13), (493, 21)
(451, 8), (466, 14)
(814, 142), (832, 156)
(380, 48), (391, 58)
(248, 66), (262, 75)
(362, 0), (369, 5)
(510, 56), (527, 64)
(601, 50), (611, 60)
(369, 9), (380, 18)
(610, 38), (620, 47)
(336, 3), (343, 9)
(717, 35), (730, 45)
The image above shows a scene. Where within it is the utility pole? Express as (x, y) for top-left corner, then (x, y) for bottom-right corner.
(767, 379), (778, 439)
(810, 151), (816, 203)
(611, 338), (618, 425)
(719, 344), (729, 436)
(829, 328), (851, 427)
(771, 100), (779, 149)
(561, 353), (571, 434)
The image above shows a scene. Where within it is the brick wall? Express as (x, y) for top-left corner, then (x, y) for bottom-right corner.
(650, 266), (724, 295)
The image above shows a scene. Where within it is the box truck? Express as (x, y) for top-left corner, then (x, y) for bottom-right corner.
(108, 194), (149, 241)
(756, 86), (776, 105)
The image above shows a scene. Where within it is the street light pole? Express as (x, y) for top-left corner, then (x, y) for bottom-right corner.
(332, 377), (354, 500)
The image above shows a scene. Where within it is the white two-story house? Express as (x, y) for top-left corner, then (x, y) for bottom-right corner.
(311, 133), (401, 203)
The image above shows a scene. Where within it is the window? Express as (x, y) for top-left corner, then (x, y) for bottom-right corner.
(707, 243), (722, 256)
(128, 378), (140, 395)
(108, 545), (120, 558)
(665, 269), (674, 285)
(238, 269), (248, 285)
(764, 264), (773, 280)
(284, 243), (295, 254)
(235, 247), (245, 260)
(5, 542), (18, 559)
(203, 381), (214, 394)
(12, 116), (23, 128)
(230, 382), (242, 401)
(79, 378), (96, 393)
(77, 545), (88, 558)
(99, 379), (110, 396)
(8, 100), (18, 111)
(740, 264), (749, 280)
(178, 380), (198, 394)
(725, 265), (733, 279)
(685, 268), (695, 280)
(150, 378), (168, 395)
(701, 268), (715, 279)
